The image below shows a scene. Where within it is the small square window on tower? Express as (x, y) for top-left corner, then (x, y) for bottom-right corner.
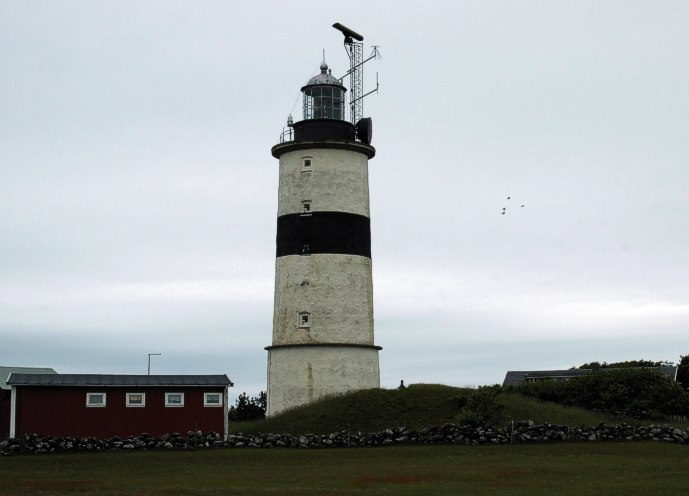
(302, 201), (312, 213)
(298, 312), (311, 328)
(303, 158), (312, 168)
(300, 241), (311, 255)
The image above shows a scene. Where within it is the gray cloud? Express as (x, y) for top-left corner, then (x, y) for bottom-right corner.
(1, 0), (687, 398)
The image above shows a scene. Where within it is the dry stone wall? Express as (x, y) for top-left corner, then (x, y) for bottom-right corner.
(2, 423), (689, 455)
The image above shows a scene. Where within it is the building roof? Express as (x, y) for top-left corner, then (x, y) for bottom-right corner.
(503, 369), (592, 386)
(503, 365), (679, 386)
(0, 366), (57, 390)
(6, 374), (233, 387)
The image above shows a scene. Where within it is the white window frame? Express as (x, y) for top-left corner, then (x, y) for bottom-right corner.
(301, 200), (312, 213)
(298, 312), (311, 328)
(165, 392), (185, 407)
(126, 392), (146, 407)
(204, 392), (223, 407)
(86, 392), (106, 408)
(303, 157), (312, 168)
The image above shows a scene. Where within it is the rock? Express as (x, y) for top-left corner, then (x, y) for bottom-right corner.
(516, 420), (534, 427)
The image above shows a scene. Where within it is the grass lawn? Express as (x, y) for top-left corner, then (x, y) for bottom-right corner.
(1, 442), (688, 495)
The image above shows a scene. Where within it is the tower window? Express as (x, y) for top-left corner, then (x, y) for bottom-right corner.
(302, 201), (312, 213)
(298, 312), (311, 328)
(300, 241), (311, 255)
(303, 158), (312, 168)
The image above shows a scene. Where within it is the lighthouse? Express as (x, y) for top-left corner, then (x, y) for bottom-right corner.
(266, 25), (381, 416)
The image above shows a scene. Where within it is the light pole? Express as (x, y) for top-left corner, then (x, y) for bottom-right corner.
(147, 353), (161, 375)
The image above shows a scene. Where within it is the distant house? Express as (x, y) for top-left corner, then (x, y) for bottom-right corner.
(1, 366), (57, 439)
(503, 369), (592, 386)
(6, 374), (233, 439)
(503, 365), (678, 386)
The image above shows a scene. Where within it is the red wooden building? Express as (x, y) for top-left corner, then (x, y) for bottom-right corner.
(6, 374), (233, 439)
(1, 366), (57, 439)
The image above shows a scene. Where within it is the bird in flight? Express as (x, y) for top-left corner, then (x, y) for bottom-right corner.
(501, 196), (525, 214)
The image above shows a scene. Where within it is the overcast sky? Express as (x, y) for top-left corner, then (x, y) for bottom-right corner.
(2, 1), (688, 401)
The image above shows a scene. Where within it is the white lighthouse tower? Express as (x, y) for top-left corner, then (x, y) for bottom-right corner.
(266, 24), (381, 416)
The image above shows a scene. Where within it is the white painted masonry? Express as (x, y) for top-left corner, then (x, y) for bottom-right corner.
(272, 254), (374, 346)
(266, 346), (380, 415)
(267, 140), (381, 416)
(277, 148), (370, 217)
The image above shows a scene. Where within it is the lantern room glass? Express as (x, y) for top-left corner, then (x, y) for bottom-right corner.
(303, 85), (345, 120)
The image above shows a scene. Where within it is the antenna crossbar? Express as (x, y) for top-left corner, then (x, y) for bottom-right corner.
(337, 49), (379, 82)
(350, 77), (379, 105)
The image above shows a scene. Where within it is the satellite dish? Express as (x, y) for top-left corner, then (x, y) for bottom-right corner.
(356, 117), (373, 144)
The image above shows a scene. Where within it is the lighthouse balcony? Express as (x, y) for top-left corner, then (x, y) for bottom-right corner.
(280, 119), (356, 143)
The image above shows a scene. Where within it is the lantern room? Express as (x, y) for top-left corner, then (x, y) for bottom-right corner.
(301, 62), (346, 121)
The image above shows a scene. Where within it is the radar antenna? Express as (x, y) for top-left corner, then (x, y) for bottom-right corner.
(332, 23), (381, 125)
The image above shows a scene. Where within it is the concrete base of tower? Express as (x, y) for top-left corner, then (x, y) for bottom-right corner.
(265, 344), (381, 416)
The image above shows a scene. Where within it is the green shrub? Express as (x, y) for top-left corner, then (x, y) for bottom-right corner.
(574, 359), (668, 370)
(228, 392), (267, 422)
(456, 385), (506, 427)
(516, 369), (689, 418)
(678, 355), (689, 391)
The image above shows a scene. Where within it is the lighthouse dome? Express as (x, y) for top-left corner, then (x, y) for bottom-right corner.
(301, 61), (347, 121)
(302, 62), (346, 89)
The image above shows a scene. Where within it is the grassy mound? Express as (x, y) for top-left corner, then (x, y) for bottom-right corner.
(230, 384), (623, 435)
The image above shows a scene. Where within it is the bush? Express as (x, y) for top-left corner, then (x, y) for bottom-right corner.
(678, 355), (689, 391)
(228, 392), (267, 422)
(455, 385), (505, 427)
(516, 369), (689, 418)
(574, 360), (667, 370)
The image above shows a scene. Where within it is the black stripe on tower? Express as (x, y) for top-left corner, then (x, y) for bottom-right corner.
(276, 212), (371, 258)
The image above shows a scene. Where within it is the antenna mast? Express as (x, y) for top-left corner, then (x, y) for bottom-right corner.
(332, 23), (380, 125)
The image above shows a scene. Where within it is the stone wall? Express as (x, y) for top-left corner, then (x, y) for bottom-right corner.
(2, 422), (689, 455)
